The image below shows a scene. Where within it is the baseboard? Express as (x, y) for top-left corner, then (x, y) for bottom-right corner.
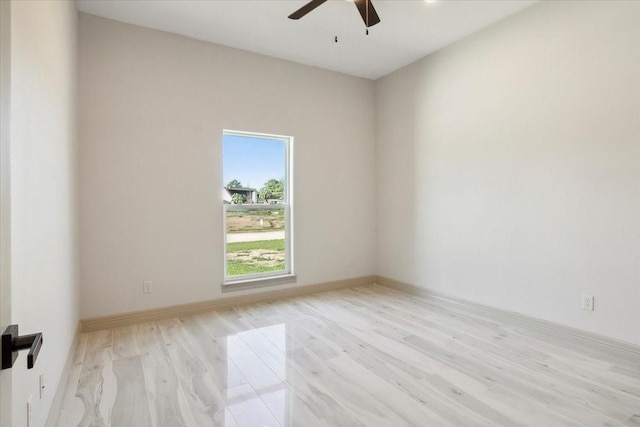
(81, 275), (375, 332)
(45, 321), (82, 427)
(376, 275), (640, 356)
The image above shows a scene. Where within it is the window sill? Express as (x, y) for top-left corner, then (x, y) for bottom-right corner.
(222, 273), (297, 293)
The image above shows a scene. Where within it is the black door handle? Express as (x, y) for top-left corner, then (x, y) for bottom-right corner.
(1, 325), (43, 370)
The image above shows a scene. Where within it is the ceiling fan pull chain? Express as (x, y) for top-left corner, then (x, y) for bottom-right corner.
(334, 1), (338, 44)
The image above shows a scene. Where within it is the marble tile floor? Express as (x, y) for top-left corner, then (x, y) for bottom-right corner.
(51, 284), (640, 426)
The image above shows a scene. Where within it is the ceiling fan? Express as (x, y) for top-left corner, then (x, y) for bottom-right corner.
(288, 0), (381, 28)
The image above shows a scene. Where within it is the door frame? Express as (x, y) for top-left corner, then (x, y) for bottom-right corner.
(0, 0), (12, 424)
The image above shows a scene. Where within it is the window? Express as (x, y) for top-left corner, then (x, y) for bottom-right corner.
(222, 130), (293, 285)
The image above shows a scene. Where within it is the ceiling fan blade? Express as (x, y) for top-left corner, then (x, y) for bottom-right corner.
(288, 0), (328, 20)
(353, 0), (381, 27)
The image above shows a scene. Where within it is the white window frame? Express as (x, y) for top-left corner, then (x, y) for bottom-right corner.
(222, 130), (294, 286)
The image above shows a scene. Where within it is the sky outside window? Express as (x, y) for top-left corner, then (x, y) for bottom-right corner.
(223, 134), (285, 189)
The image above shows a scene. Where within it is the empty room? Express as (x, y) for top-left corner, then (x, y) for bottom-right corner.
(0, 0), (638, 426)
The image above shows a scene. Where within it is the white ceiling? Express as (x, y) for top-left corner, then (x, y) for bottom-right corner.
(76, 0), (537, 80)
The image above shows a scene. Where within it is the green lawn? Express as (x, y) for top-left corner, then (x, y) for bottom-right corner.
(226, 239), (285, 276)
(227, 239), (284, 253)
(226, 259), (285, 276)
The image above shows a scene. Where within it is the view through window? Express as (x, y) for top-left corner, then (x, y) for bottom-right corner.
(222, 131), (292, 282)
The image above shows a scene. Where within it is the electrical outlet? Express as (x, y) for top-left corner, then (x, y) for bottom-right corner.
(39, 373), (45, 399)
(26, 395), (32, 427)
(581, 294), (594, 311)
(143, 281), (153, 294)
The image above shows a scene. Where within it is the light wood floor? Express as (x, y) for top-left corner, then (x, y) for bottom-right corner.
(52, 284), (640, 426)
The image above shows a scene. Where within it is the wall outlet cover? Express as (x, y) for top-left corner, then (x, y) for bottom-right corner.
(581, 294), (594, 311)
(143, 281), (153, 293)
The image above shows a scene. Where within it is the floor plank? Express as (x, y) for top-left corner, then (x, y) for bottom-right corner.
(112, 356), (152, 427)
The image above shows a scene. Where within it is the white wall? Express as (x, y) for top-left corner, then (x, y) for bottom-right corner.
(78, 14), (376, 319)
(376, 1), (640, 345)
(10, 1), (79, 426)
